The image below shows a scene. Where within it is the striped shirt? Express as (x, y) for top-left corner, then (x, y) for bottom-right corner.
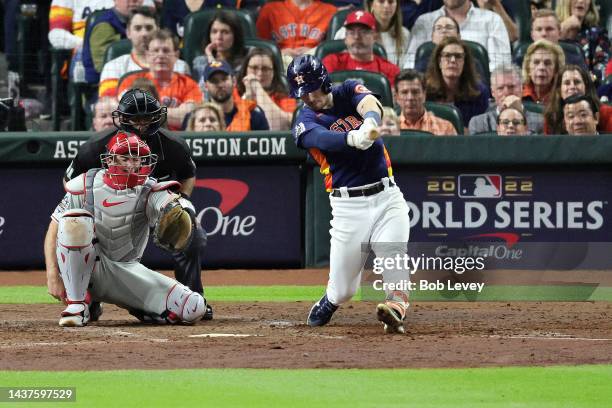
(404, 4), (511, 72)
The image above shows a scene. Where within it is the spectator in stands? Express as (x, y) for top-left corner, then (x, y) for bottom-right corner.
(396, 69), (457, 135)
(544, 65), (612, 133)
(474, 0), (518, 43)
(380, 106), (401, 136)
(99, 8), (190, 97)
(192, 10), (248, 82)
(161, 0), (237, 40)
(204, 60), (270, 131)
(514, 9), (588, 72)
(431, 15), (460, 45)
(562, 93), (599, 135)
(48, 0), (111, 50)
(414, 15), (487, 83)
(256, 0), (336, 66)
(405, 0), (511, 71)
(322, 11), (400, 87)
(425, 37), (489, 129)
(530, 0), (548, 16)
(496, 106), (529, 135)
(556, 0), (610, 82)
(82, 0), (145, 85)
(401, 0), (443, 30)
(118, 29), (203, 130)
(522, 39), (565, 105)
(186, 103), (226, 132)
(91, 96), (117, 132)
(469, 65), (544, 135)
(334, 0), (410, 67)
(607, 59), (612, 77)
(237, 47), (296, 131)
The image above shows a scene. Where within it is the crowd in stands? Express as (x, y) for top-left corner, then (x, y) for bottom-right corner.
(3, 0), (611, 135)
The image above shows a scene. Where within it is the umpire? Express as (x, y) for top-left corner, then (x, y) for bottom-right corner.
(46, 89), (212, 321)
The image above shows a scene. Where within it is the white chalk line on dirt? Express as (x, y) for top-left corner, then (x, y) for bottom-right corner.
(189, 333), (261, 338)
(486, 334), (612, 341)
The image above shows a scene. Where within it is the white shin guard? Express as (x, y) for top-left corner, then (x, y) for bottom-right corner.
(57, 209), (96, 303)
(166, 284), (206, 323)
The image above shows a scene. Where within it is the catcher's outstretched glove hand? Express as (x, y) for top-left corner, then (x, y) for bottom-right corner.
(154, 201), (193, 253)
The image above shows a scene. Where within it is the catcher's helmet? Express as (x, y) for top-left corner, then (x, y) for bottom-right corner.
(286, 55), (332, 98)
(112, 89), (167, 136)
(101, 131), (158, 190)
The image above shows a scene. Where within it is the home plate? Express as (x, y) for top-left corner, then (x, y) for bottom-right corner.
(188, 333), (260, 338)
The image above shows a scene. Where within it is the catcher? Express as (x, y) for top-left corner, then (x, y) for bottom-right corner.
(48, 131), (207, 326)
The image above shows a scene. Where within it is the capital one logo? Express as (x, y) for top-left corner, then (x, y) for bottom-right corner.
(0, 215), (4, 236)
(194, 179), (256, 237)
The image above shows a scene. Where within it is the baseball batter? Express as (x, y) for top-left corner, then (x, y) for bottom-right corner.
(49, 132), (206, 326)
(287, 55), (411, 334)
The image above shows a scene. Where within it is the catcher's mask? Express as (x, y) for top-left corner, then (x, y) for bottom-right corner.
(101, 131), (158, 190)
(112, 88), (167, 136)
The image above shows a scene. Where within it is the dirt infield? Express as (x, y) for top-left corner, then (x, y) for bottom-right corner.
(1, 270), (611, 370)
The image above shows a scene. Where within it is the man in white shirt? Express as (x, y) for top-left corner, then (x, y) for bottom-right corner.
(404, 0), (511, 72)
(98, 6), (189, 97)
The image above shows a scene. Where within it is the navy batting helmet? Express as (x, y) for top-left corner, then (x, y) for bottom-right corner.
(286, 55), (332, 98)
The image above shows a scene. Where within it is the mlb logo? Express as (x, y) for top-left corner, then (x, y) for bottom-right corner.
(458, 174), (502, 198)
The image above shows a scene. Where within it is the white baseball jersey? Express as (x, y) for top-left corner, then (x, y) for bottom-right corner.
(52, 169), (179, 262)
(99, 54), (191, 97)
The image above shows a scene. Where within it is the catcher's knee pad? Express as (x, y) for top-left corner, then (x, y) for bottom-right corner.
(58, 209), (95, 248)
(166, 284), (206, 323)
(56, 210), (96, 303)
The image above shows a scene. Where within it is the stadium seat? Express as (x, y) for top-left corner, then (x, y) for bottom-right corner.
(326, 8), (358, 40)
(523, 100), (545, 114)
(400, 129), (435, 137)
(315, 40), (388, 62)
(182, 9), (256, 69)
(414, 41), (490, 86)
(424, 101), (464, 135)
(103, 39), (132, 65)
(329, 70), (393, 107)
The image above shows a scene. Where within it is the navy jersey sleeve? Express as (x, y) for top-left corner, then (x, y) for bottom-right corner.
(293, 109), (349, 152)
(339, 80), (373, 111)
(250, 106), (270, 130)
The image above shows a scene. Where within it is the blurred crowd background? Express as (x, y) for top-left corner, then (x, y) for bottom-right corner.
(0, 0), (610, 136)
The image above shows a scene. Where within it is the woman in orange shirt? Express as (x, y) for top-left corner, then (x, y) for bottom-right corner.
(236, 47), (297, 131)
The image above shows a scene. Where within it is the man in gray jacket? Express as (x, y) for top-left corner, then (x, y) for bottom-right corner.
(469, 65), (544, 135)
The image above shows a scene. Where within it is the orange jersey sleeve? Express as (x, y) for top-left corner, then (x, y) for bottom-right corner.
(257, 0), (336, 50)
(49, 4), (73, 32)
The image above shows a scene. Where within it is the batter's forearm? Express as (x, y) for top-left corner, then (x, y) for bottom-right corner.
(300, 127), (349, 152)
(356, 95), (383, 124)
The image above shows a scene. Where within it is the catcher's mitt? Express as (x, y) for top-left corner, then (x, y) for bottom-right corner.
(153, 200), (194, 253)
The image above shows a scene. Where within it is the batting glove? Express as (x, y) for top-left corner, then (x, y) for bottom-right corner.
(347, 128), (375, 150)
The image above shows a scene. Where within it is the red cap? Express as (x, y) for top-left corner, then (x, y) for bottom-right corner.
(344, 10), (377, 31)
